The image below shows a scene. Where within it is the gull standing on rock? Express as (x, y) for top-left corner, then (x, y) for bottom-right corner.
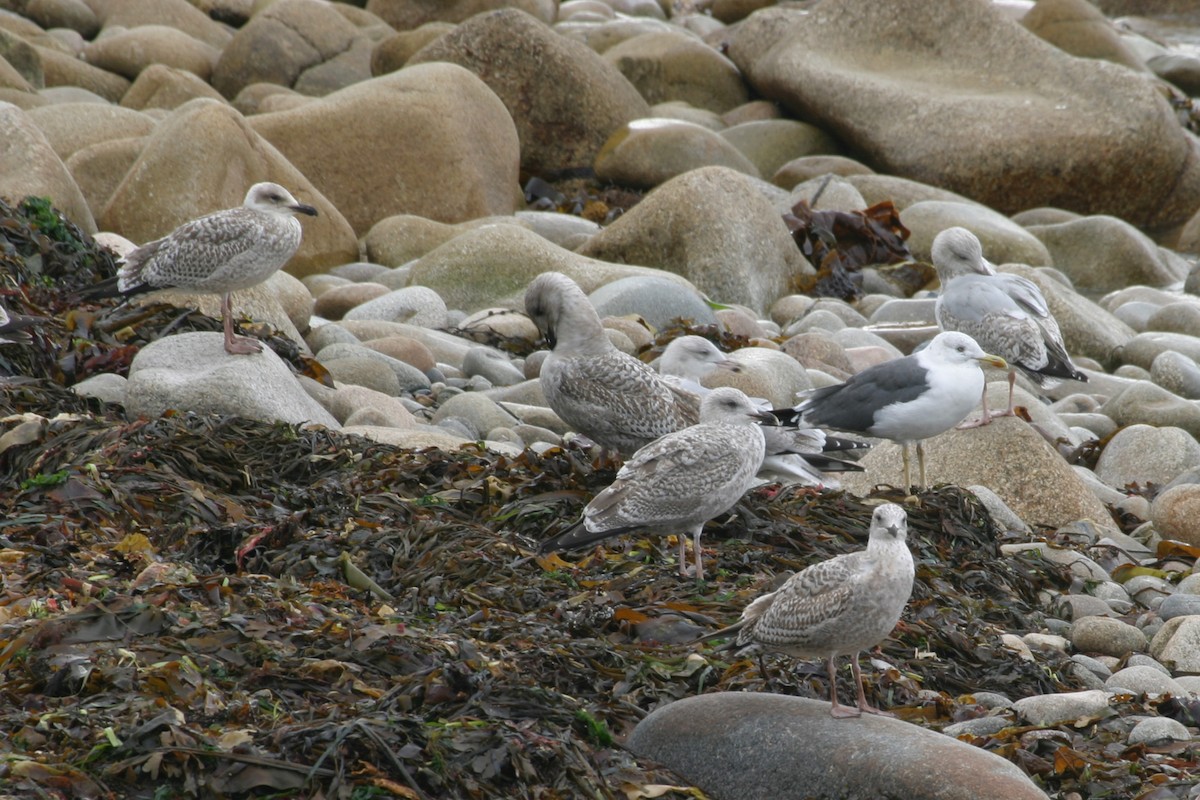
(659, 335), (869, 486)
(111, 182), (318, 355)
(524, 272), (698, 456)
(698, 503), (914, 718)
(772, 331), (1008, 489)
(538, 387), (771, 580)
(931, 226), (1087, 425)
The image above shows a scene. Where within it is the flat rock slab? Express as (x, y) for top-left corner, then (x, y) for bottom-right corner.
(628, 692), (1048, 800)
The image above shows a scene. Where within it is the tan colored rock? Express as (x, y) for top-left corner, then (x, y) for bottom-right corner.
(721, 119), (841, 180)
(121, 63), (225, 111)
(100, 99), (357, 276)
(250, 63), (521, 235)
(82, 26), (220, 81)
(1152, 484), (1200, 546)
(595, 118), (759, 188)
(36, 45), (130, 102)
(364, 0), (556, 29)
(370, 23), (454, 76)
(363, 336), (437, 373)
(772, 154), (873, 189)
(313, 283), (391, 320)
(0, 53), (34, 93)
(726, 0), (1200, 230)
(602, 30), (748, 113)
(99, 0), (233, 49)
(0, 28), (43, 88)
(408, 8), (649, 177)
(1025, 215), (1187, 294)
(27, 103), (157, 160)
(1021, 0), (1148, 72)
(64, 137), (144, 220)
(26, 0), (100, 38)
(577, 166), (811, 313)
(0, 101), (95, 232)
(406, 223), (697, 313)
(212, 0), (361, 99)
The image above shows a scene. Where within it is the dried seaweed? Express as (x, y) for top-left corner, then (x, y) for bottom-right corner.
(784, 195), (914, 301)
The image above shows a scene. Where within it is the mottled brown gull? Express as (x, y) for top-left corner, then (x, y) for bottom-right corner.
(931, 226), (1087, 425)
(114, 182), (317, 355)
(524, 272), (697, 456)
(659, 335), (868, 486)
(772, 331), (1007, 489)
(538, 387), (770, 580)
(698, 502), (914, 718)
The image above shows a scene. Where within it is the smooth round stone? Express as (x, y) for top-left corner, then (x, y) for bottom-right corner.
(941, 716), (1013, 738)
(458, 307), (540, 343)
(701, 346), (812, 408)
(714, 307), (765, 339)
(1123, 575), (1173, 609)
(1147, 301), (1200, 337)
(312, 282), (391, 320)
(323, 357), (402, 396)
(1112, 300), (1160, 332)
(328, 385), (418, 428)
(317, 343), (432, 391)
(648, 101), (725, 131)
(967, 485), (1031, 535)
(602, 317), (653, 350)
(1069, 616), (1147, 657)
(1121, 331), (1200, 370)
(789, 174), (868, 213)
(1105, 665), (1185, 696)
(780, 332), (853, 380)
(329, 261), (392, 282)
(784, 308), (846, 335)
(1071, 653), (1113, 680)
(721, 119), (840, 178)
(771, 154), (874, 188)
(72, 372), (127, 405)
(595, 118), (760, 188)
(342, 286), (449, 329)
(524, 350), (549, 380)
(462, 346), (525, 386)
(1002, 543), (1109, 582)
(1057, 412), (1117, 440)
(301, 274), (352, 298)
(809, 298), (869, 327)
(1055, 594), (1114, 621)
(1101, 382), (1200, 442)
(485, 426), (525, 449)
(363, 336), (437, 373)
(769, 294), (815, 326)
(833, 329), (903, 358)
(1150, 616), (1200, 671)
(1128, 717), (1192, 746)
(1150, 350), (1200, 400)
(589, 275), (717, 330)
(1177, 573), (1200, 593)
(430, 392), (519, 436)
(1150, 484), (1200, 547)
(513, 423), (561, 447)
(1012, 690), (1112, 726)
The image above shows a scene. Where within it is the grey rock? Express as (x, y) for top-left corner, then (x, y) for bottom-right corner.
(431, 392), (520, 438)
(1121, 331), (1200, 371)
(1147, 301), (1200, 336)
(462, 347), (525, 387)
(941, 715), (1013, 738)
(1123, 574), (1173, 609)
(1055, 594), (1115, 621)
(324, 357), (402, 396)
(1151, 616), (1200, 672)
(306, 322), (361, 353)
(1057, 412), (1117, 440)
(1070, 616), (1148, 657)
(1160, 593), (1200, 621)
(1071, 653), (1113, 680)
(1113, 300), (1161, 332)
(589, 275), (717, 330)
(125, 332), (339, 429)
(1150, 350), (1200, 400)
(1012, 690), (1112, 726)
(1101, 381), (1200, 441)
(1105, 665), (1185, 696)
(967, 485), (1031, 535)
(317, 343), (432, 392)
(1026, 215), (1186, 294)
(342, 285), (449, 329)
(1128, 717), (1192, 746)
(628, 693), (1049, 800)
(784, 309), (847, 335)
(72, 372), (128, 405)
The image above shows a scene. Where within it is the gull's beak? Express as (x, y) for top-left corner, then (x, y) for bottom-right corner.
(715, 359), (742, 373)
(980, 256), (998, 276)
(291, 202), (319, 217)
(751, 409), (781, 427)
(977, 352), (1008, 370)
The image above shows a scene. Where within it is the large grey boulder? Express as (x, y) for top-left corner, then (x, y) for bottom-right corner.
(629, 693), (1049, 800)
(724, 0), (1200, 230)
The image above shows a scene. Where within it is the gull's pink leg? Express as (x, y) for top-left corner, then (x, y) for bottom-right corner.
(222, 293), (262, 355)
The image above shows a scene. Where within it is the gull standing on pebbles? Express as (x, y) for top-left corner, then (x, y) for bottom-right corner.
(931, 226), (1087, 425)
(112, 182), (317, 355)
(524, 272), (698, 456)
(538, 387), (771, 580)
(659, 335), (869, 486)
(772, 331), (1008, 489)
(698, 503), (914, 718)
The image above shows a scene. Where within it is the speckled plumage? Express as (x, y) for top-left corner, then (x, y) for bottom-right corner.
(779, 331), (1007, 488)
(117, 182), (317, 355)
(0, 304), (40, 345)
(525, 272), (698, 455)
(538, 387), (769, 579)
(658, 336), (867, 487)
(701, 503), (914, 717)
(931, 227), (1086, 422)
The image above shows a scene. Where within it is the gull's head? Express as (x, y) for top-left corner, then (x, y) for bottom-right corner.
(870, 502), (907, 541)
(245, 182), (318, 217)
(700, 386), (775, 426)
(660, 335), (740, 380)
(931, 227), (994, 280)
(524, 272), (590, 350)
(928, 331), (1007, 371)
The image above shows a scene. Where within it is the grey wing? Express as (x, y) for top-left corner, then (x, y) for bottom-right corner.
(122, 210), (279, 291)
(748, 555), (859, 648)
(585, 425), (762, 530)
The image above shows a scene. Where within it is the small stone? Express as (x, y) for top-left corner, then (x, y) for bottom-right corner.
(1104, 665), (1185, 696)
(1128, 716), (1192, 746)
(1012, 690), (1112, 726)
(1069, 616), (1147, 657)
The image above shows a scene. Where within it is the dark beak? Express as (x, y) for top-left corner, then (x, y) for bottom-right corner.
(291, 203), (319, 217)
(751, 410), (780, 427)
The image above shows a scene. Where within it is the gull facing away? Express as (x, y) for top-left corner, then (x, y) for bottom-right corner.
(931, 226), (1087, 425)
(659, 335), (869, 486)
(772, 331), (1008, 489)
(697, 502), (914, 718)
(538, 387), (770, 580)
(112, 182), (317, 355)
(524, 272), (698, 456)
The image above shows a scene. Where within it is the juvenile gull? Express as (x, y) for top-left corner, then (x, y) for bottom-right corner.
(0, 304), (42, 345)
(931, 226), (1087, 425)
(697, 502), (914, 718)
(659, 335), (868, 486)
(773, 331), (1008, 489)
(113, 182), (317, 355)
(538, 387), (770, 580)
(525, 272), (697, 456)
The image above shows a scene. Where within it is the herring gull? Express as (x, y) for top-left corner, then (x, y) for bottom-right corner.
(538, 387), (770, 580)
(697, 502), (914, 718)
(658, 335), (869, 486)
(931, 226), (1087, 425)
(0, 304), (41, 345)
(525, 272), (697, 456)
(112, 182), (317, 355)
(772, 331), (1007, 489)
